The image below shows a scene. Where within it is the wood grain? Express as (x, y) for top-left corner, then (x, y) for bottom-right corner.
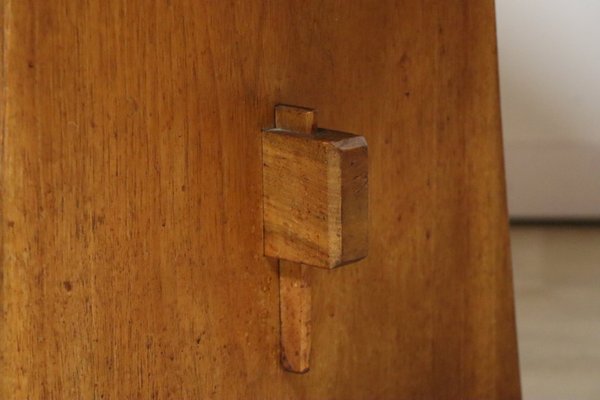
(265, 105), (367, 373)
(279, 261), (312, 374)
(268, 105), (318, 374)
(0, 0), (520, 399)
(263, 106), (368, 268)
(274, 105), (317, 135)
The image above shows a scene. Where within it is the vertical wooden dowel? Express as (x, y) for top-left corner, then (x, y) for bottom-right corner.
(279, 260), (312, 373)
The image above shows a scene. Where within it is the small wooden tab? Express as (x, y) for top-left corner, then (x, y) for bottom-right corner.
(274, 104), (317, 135)
(262, 104), (368, 373)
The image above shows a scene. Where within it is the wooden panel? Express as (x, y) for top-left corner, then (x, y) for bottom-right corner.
(0, 0), (520, 399)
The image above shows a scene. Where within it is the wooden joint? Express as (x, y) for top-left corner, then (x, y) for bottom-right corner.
(262, 104), (369, 373)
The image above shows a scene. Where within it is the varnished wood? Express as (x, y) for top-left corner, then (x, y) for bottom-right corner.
(268, 105), (317, 373)
(263, 106), (368, 268)
(0, 0), (520, 398)
(274, 105), (317, 135)
(279, 261), (312, 373)
(265, 105), (367, 372)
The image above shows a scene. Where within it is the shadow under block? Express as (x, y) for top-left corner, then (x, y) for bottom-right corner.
(262, 128), (368, 269)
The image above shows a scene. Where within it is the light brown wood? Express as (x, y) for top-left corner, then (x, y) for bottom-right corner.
(263, 106), (368, 269)
(279, 261), (312, 373)
(274, 104), (317, 135)
(265, 105), (367, 372)
(269, 105), (318, 373)
(0, 1), (520, 398)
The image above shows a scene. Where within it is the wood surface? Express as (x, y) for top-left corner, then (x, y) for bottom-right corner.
(279, 261), (312, 374)
(274, 105), (317, 136)
(267, 105), (318, 374)
(0, 0), (521, 399)
(263, 105), (368, 268)
(266, 105), (367, 373)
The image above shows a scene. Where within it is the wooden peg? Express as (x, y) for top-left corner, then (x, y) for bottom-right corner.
(279, 261), (312, 373)
(262, 104), (368, 373)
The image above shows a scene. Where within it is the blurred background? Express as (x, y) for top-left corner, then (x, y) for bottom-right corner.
(496, 0), (600, 398)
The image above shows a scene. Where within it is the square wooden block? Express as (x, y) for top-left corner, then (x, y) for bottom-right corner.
(263, 128), (368, 269)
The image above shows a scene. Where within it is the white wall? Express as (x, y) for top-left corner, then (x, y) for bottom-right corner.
(496, 0), (600, 219)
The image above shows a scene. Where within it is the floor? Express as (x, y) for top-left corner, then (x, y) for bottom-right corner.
(511, 225), (600, 400)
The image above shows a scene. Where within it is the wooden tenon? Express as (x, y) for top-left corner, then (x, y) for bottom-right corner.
(262, 105), (368, 373)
